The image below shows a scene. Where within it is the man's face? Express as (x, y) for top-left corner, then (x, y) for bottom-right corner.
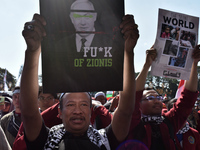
(38, 93), (57, 112)
(2, 103), (11, 112)
(140, 90), (163, 115)
(59, 92), (91, 136)
(70, 12), (96, 37)
(165, 27), (170, 33)
(13, 93), (20, 109)
(70, 1), (97, 37)
(96, 95), (106, 105)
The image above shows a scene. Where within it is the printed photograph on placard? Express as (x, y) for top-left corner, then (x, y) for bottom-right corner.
(163, 39), (179, 56)
(160, 24), (180, 40)
(150, 8), (199, 80)
(180, 30), (196, 48)
(168, 47), (189, 68)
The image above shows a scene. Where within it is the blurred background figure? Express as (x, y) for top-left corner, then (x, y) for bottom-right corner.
(0, 96), (13, 119)
(94, 91), (107, 105)
(168, 98), (200, 150)
(38, 86), (59, 112)
(1, 86), (21, 148)
(194, 98), (200, 111)
(187, 97), (200, 133)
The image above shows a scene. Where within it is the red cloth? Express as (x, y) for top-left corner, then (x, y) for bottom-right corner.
(175, 127), (200, 150)
(41, 102), (62, 128)
(12, 123), (26, 150)
(91, 105), (113, 129)
(13, 103), (62, 150)
(128, 88), (199, 150)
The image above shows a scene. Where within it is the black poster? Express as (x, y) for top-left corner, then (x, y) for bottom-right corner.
(40, 0), (124, 93)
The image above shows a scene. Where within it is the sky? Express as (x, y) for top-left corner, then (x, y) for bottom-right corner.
(0, 0), (200, 80)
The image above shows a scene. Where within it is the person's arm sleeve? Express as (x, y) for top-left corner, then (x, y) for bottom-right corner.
(24, 123), (49, 150)
(93, 106), (113, 129)
(164, 88), (198, 133)
(128, 90), (143, 137)
(106, 124), (120, 150)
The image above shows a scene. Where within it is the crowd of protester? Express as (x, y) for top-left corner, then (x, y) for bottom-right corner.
(0, 2), (200, 150)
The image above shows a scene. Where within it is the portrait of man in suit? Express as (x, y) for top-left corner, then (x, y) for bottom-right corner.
(69, 0), (97, 52)
(41, 0), (125, 93)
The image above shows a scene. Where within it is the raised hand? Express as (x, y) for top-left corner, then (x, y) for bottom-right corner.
(120, 15), (139, 52)
(192, 44), (200, 64)
(145, 48), (157, 67)
(22, 14), (46, 52)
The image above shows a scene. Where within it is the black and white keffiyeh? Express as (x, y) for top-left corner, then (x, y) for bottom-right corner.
(141, 114), (164, 124)
(176, 122), (190, 134)
(44, 124), (110, 150)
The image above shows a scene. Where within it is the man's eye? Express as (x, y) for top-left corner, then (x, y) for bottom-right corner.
(81, 103), (88, 106)
(147, 96), (154, 100)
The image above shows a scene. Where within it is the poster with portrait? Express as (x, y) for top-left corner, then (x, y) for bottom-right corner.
(151, 8), (199, 80)
(40, 0), (124, 93)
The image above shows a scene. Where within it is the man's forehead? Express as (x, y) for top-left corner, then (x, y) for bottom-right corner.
(13, 93), (20, 96)
(64, 92), (90, 99)
(71, 2), (94, 11)
(96, 95), (105, 99)
(143, 90), (158, 96)
(39, 93), (53, 97)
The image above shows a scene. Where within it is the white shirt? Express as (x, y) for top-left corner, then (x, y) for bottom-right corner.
(76, 31), (95, 52)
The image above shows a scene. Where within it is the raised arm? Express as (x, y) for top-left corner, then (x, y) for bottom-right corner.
(20, 14), (46, 141)
(111, 15), (139, 142)
(164, 44), (200, 132)
(136, 48), (157, 91)
(184, 44), (200, 92)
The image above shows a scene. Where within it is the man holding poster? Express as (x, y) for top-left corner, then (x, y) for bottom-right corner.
(21, 14), (139, 150)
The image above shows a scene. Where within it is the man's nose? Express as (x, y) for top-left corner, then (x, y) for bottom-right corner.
(153, 98), (161, 104)
(80, 17), (86, 24)
(73, 105), (82, 114)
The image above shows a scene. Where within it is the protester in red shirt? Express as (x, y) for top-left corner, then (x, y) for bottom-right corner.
(13, 92), (60, 150)
(167, 98), (200, 150)
(128, 45), (200, 150)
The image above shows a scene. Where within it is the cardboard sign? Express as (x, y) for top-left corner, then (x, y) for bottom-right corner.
(151, 8), (199, 80)
(40, 0), (125, 93)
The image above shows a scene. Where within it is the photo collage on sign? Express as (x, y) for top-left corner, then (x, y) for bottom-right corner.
(160, 23), (196, 68)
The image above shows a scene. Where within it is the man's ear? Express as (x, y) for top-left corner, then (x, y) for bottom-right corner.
(58, 107), (62, 119)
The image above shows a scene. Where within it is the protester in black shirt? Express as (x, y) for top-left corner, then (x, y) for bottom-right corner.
(20, 14), (139, 150)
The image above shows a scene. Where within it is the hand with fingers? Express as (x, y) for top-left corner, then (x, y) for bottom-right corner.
(109, 95), (119, 112)
(192, 44), (200, 64)
(145, 48), (157, 67)
(22, 14), (46, 52)
(120, 14), (139, 52)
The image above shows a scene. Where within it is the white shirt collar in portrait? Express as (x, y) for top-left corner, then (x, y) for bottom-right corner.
(76, 29), (95, 52)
